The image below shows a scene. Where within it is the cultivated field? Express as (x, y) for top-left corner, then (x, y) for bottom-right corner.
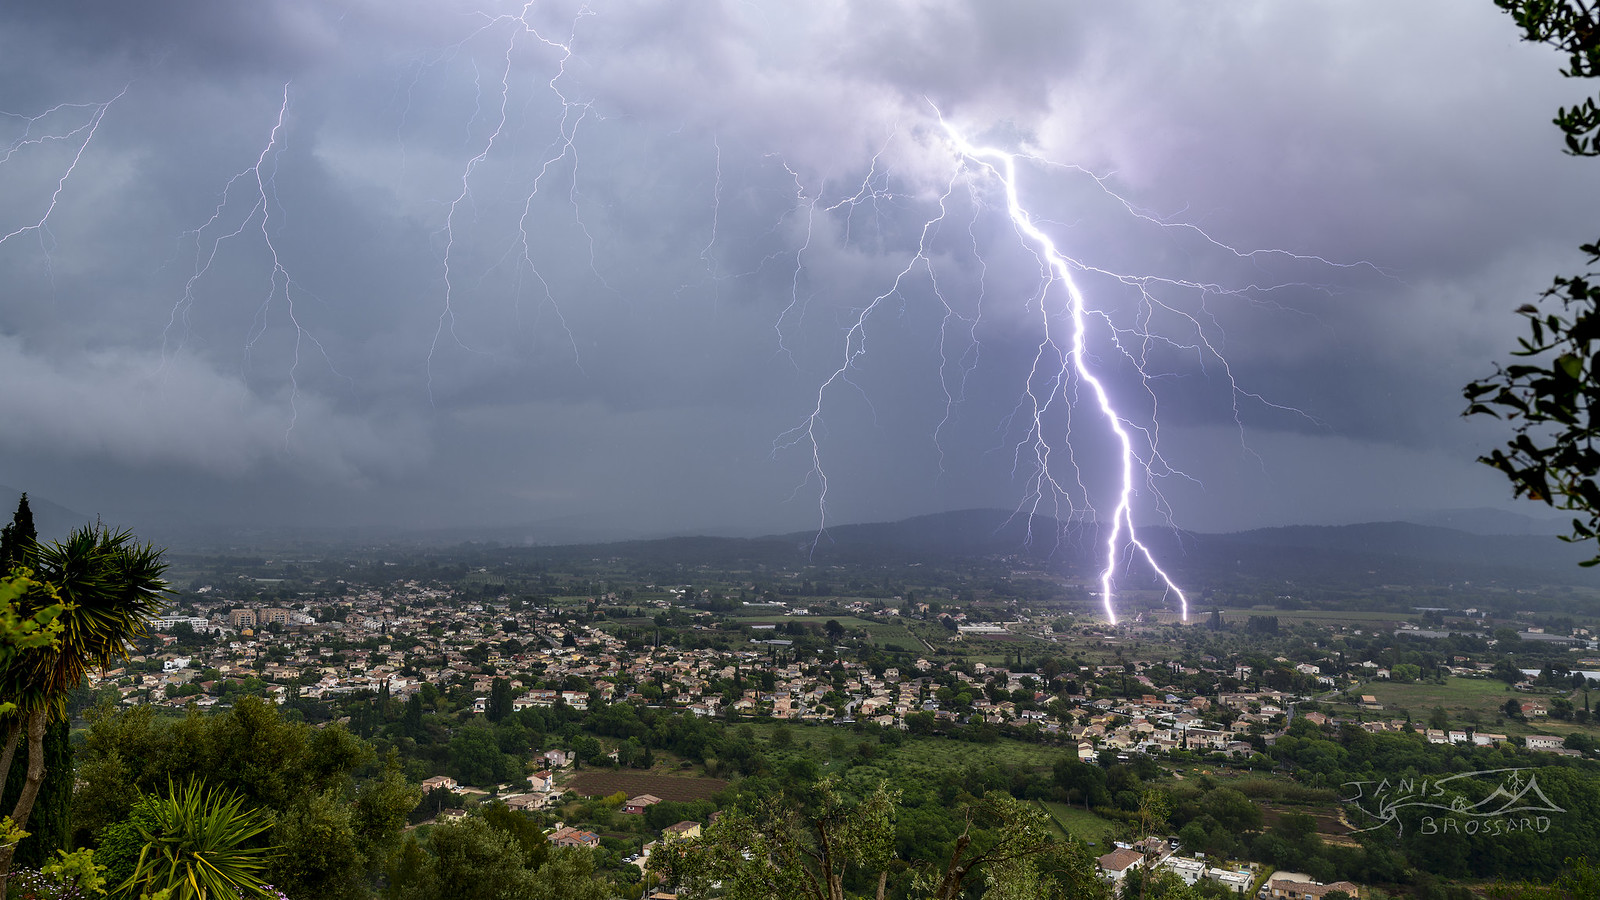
(565, 771), (729, 801)
(1259, 804), (1360, 848)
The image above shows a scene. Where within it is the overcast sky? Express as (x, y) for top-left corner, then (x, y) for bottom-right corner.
(0, 1), (1593, 542)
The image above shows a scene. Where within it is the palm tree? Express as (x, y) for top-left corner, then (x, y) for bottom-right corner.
(0, 525), (168, 898)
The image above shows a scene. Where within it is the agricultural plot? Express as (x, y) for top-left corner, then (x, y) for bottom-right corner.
(1259, 804), (1359, 848)
(564, 771), (729, 802)
(743, 722), (1061, 785)
(1038, 801), (1113, 846)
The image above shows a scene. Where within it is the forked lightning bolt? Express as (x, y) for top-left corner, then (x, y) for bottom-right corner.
(429, 2), (595, 399)
(940, 119), (1190, 624)
(3, 9), (1367, 624)
(776, 108), (1373, 623)
(164, 85), (340, 447)
(0, 86), (129, 277)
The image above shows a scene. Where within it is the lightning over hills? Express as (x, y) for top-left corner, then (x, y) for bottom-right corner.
(0, 3), (1552, 552)
(771, 109), (1377, 621)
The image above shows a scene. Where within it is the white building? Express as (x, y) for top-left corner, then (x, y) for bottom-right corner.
(1159, 856), (1205, 885)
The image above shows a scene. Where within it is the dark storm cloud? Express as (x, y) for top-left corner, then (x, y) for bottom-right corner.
(2, 2), (342, 74)
(0, 1), (1591, 538)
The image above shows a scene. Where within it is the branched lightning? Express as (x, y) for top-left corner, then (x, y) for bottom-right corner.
(943, 123), (1190, 623)
(0, 86), (129, 279)
(428, 1), (596, 399)
(773, 107), (1387, 623)
(5, 6), (1390, 625)
(163, 85), (340, 448)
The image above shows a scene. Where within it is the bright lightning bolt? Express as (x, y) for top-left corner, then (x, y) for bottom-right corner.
(775, 103), (1383, 624)
(0, 6), (1387, 615)
(936, 119), (1189, 624)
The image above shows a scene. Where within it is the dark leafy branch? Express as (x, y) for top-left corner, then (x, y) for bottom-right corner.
(1466, 2), (1600, 561)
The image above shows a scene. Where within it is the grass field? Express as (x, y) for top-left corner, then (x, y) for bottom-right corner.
(1038, 801), (1114, 846)
(1326, 676), (1580, 736)
(741, 721), (1066, 789)
(1356, 676), (1514, 711)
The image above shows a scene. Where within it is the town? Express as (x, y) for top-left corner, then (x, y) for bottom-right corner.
(55, 541), (1600, 900)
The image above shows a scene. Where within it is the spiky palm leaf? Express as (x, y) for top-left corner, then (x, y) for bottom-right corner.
(122, 781), (278, 900)
(2, 525), (168, 718)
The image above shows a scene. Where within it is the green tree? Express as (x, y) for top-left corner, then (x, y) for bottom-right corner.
(0, 495), (69, 871)
(487, 678), (513, 723)
(0, 572), (63, 719)
(650, 780), (1083, 900)
(450, 722), (515, 785)
(387, 817), (611, 900)
(0, 525), (168, 898)
(74, 698), (417, 900)
(402, 693), (424, 738)
(0, 572), (64, 884)
(649, 777), (899, 900)
(1198, 787), (1262, 835)
(911, 794), (1078, 900)
(95, 796), (165, 892)
(481, 801), (550, 871)
(0, 495), (35, 574)
(2, 718), (71, 870)
(1465, 2), (1600, 561)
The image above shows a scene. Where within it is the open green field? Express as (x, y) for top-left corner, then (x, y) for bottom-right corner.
(1326, 676), (1591, 737)
(1149, 608), (1417, 627)
(733, 614), (931, 650)
(1354, 676), (1515, 711)
(1038, 801), (1113, 846)
(742, 721), (1065, 783)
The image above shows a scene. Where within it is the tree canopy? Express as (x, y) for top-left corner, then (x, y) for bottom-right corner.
(1, 522), (169, 898)
(1466, 1), (1600, 561)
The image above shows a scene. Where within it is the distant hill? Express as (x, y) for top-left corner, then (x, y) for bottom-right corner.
(784, 508), (1089, 560)
(0, 486), (95, 542)
(1399, 507), (1567, 536)
(134, 501), (1600, 589)
(569, 508), (1600, 588)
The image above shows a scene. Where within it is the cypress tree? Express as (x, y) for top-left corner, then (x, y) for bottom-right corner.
(0, 493), (35, 571)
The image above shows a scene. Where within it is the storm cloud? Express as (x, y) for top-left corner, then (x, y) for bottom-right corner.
(0, 1), (1592, 540)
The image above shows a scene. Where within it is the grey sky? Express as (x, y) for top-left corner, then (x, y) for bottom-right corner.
(0, 1), (1591, 541)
